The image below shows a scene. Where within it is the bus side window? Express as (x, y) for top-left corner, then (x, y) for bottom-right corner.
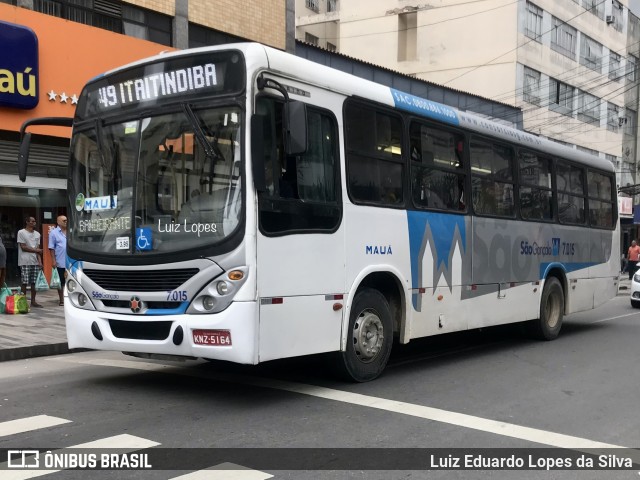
(345, 102), (404, 206)
(409, 122), (466, 212)
(257, 97), (341, 235)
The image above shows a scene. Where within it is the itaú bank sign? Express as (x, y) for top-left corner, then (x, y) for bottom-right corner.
(0, 20), (38, 109)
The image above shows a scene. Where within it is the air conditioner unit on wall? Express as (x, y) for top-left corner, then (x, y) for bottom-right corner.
(606, 15), (615, 24)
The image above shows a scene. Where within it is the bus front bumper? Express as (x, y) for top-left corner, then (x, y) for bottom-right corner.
(65, 301), (259, 364)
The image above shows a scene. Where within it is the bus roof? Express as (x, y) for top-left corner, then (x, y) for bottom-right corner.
(94, 42), (614, 174)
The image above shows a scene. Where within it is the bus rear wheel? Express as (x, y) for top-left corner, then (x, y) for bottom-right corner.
(527, 277), (564, 340)
(335, 288), (393, 382)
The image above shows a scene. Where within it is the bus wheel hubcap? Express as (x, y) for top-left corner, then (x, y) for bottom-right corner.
(353, 310), (384, 362)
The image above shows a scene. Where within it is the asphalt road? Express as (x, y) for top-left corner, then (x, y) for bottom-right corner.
(0, 295), (639, 480)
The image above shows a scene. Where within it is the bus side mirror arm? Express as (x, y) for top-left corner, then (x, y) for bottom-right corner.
(18, 117), (73, 182)
(256, 75), (307, 156)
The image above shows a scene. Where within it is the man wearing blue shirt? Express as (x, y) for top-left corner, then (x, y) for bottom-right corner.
(48, 215), (67, 306)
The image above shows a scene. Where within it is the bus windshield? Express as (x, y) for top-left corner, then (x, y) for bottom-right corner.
(67, 106), (243, 256)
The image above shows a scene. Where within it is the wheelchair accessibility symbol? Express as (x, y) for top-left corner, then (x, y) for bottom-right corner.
(136, 227), (152, 251)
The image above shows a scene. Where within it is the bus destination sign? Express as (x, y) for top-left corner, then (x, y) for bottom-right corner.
(97, 63), (217, 109)
(76, 50), (246, 119)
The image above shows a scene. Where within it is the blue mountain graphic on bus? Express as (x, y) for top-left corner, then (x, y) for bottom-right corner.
(407, 211), (466, 298)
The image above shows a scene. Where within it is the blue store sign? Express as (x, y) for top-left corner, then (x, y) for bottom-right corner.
(0, 20), (39, 109)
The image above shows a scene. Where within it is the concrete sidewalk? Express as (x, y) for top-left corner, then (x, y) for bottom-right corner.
(0, 287), (68, 362)
(0, 276), (634, 363)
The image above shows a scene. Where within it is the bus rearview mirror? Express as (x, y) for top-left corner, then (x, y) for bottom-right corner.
(286, 101), (307, 156)
(18, 132), (32, 182)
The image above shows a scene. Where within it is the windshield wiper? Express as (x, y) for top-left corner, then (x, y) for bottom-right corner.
(182, 103), (224, 162)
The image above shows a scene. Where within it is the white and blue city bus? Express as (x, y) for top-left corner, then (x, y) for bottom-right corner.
(19, 43), (619, 382)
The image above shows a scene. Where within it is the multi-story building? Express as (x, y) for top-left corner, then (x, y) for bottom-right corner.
(0, 0), (293, 284)
(296, 0), (640, 240)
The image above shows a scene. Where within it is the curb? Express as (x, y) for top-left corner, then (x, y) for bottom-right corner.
(0, 343), (71, 363)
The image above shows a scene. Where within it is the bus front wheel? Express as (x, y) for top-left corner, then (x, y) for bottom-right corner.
(336, 288), (393, 382)
(527, 277), (564, 340)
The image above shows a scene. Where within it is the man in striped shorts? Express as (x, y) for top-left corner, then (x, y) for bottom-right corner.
(18, 216), (44, 309)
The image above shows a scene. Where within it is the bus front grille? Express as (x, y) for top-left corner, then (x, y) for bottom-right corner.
(102, 300), (182, 310)
(109, 320), (173, 340)
(83, 268), (199, 292)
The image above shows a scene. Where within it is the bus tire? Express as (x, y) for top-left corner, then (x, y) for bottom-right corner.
(335, 288), (393, 382)
(528, 277), (564, 340)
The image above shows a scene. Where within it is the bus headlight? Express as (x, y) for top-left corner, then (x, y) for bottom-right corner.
(202, 296), (216, 311)
(65, 275), (96, 311)
(187, 266), (249, 314)
(216, 281), (229, 295)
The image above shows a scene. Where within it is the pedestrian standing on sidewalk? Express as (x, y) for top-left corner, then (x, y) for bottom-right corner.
(48, 215), (67, 306)
(17, 216), (43, 309)
(627, 239), (640, 280)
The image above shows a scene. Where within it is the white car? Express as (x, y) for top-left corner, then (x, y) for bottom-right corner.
(631, 271), (640, 308)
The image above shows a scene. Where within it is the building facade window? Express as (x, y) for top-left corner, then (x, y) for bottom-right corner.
(122, 5), (171, 46)
(525, 2), (543, 41)
(550, 17), (577, 59)
(326, 42), (337, 52)
(32, 0), (171, 45)
(306, 0), (320, 13)
(607, 102), (620, 132)
(609, 51), (622, 81)
(627, 54), (638, 82)
(523, 67), (541, 105)
(579, 34), (603, 72)
(326, 0), (337, 13)
(549, 78), (574, 115)
(188, 23), (244, 48)
(576, 90), (601, 125)
(610, 0), (624, 32)
(624, 108), (636, 135)
(581, 0), (604, 19)
(305, 32), (319, 45)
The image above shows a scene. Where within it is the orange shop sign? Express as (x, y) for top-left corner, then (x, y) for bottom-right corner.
(0, 3), (173, 137)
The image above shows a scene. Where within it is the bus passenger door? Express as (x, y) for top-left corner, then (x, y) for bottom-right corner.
(255, 97), (345, 361)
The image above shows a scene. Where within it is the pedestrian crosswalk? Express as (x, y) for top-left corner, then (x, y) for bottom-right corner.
(0, 415), (273, 479)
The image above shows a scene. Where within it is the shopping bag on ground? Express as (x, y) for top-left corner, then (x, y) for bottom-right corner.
(5, 294), (29, 314)
(0, 283), (11, 313)
(35, 270), (49, 291)
(49, 268), (61, 289)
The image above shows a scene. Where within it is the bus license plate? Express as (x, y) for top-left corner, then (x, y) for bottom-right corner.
(192, 329), (232, 346)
